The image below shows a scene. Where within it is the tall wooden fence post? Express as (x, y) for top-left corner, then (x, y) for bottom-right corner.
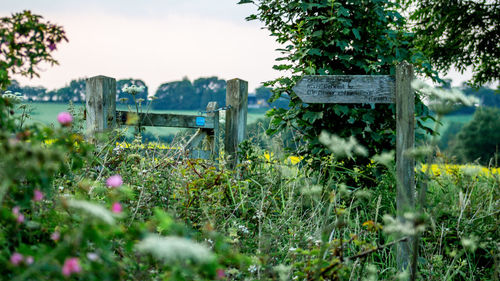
(395, 62), (416, 271)
(85, 76), (117, 142)
(206, 101), (220, 161)
(225, 78), (248, 168)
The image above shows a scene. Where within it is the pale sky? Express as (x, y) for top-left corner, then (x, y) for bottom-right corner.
(1, 0), (481, 94)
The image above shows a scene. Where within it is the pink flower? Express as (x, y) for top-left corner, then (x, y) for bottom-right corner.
(33, 189), (44, 202)
(10, 253), (23, 266)
(12, 206), (24, 223)
(12, 206), (20, 216)
(62, 257), (81, 277)
(57, 112), (73, 126)
(111, 202), (122, 214)
(48, 43), (57, 51)
(25, 256), (34, 265)
(51, 231), (60, 242)
(106, 174), (123, 188)
(216, 268), (226, 280)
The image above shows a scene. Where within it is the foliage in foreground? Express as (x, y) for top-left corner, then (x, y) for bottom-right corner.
(2, 90), (499, 280)
(0, 10), (67, 90)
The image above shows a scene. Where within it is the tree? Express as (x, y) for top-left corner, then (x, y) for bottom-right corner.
(7, 80), (47, 101)
(153, 76), (226, 110)
(451, 107), (500, 165)
(44, 78), (86, 103)
(239, 0), (434, 167)
(400, 0), (500, 86)
(0, 10), (67, 90)
(193, 77), (226, 108)
(255, 86), (289, 108)
(153, 77), (195, 110)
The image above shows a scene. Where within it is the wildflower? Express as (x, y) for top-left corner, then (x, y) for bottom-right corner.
(461, 236), (478, 252)
(248, 265), (258, 273)
(136, 235), (214, 264)
(319, 131), (367, 159)
(372, 151), (395, 167)
(12, 206), (20, 216)
(216, 268), (226, 280)
(10, 253), (23, 266)
(51, 231), (61, 242)
(12, 206), (24, 223)
(86, 252), (99, 261)
(122, 85), (145, 95)
(238, 225), (249, 234)
(25, 256), (34, 265)
(48, 43), (57, 51)
(62, 257), (81, 276)
(33, 189), (44, 202)
(57, 112), (73, 126)
(106, 174), (123, 188)
(411, 80), (479, 115)
(111, 202), (123, 214)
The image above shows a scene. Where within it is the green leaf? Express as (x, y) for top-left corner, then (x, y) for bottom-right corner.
(352, 28), (361, 40)
(307, 49), (322, 56)
(303, 111), (323, 123)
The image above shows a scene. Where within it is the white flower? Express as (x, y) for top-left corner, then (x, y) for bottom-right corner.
(319, 131), (367, 159)
(136, 234), (214, 264)
(238, 225), (249, 234)
(411, 80), (479, 114)
(372, 151), (395, 167)
(122, 85), (145, 95)
(86, 252), (99, 261)
(248, 265), (259, 273)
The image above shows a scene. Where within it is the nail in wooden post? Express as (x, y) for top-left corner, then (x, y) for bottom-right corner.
(225, 79), (248, 168)
(395, 62), (416, 270)
(85, 76), (117, 142)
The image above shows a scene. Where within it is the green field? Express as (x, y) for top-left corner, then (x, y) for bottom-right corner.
(17, 102), (475, 141)
(16, 102), (269, 138)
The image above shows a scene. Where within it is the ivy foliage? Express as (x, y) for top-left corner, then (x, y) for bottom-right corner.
(239, 0), (436, 168)
(0, 10), (67, 90)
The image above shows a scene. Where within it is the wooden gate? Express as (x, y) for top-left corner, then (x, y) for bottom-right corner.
(85, 76), (248, 165)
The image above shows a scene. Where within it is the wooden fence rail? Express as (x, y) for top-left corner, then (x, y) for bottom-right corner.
(85, 75), (248, 163)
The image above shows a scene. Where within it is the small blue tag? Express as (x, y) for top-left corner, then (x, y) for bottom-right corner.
(196, 117), (206, 126)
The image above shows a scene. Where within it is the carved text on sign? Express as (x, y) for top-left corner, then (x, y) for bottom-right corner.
(293, 75), (395, 104)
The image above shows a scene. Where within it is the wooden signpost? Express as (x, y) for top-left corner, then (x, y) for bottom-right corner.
(293, 62), (415, 270)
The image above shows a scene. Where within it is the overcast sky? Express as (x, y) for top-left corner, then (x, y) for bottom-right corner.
(1, 0), (477, 94)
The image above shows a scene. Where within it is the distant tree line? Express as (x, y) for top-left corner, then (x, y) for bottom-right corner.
(7, 76), (290, 110)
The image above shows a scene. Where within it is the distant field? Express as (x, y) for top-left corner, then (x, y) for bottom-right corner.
(17, 102), (474, 140)
(421, 114), (473, 136)
(16, 102), (269, 137)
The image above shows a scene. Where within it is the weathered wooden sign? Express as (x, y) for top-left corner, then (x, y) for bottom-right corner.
(293, 63), (416, 271)
(293, 75), (395, 104)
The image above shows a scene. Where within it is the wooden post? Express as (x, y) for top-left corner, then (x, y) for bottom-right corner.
(85, 76), (117, 141)
(205, 101), (220, 161)
(395, 62), (415, 270)
(225, 78), (248, 168)
(183, 102), (219, 160)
